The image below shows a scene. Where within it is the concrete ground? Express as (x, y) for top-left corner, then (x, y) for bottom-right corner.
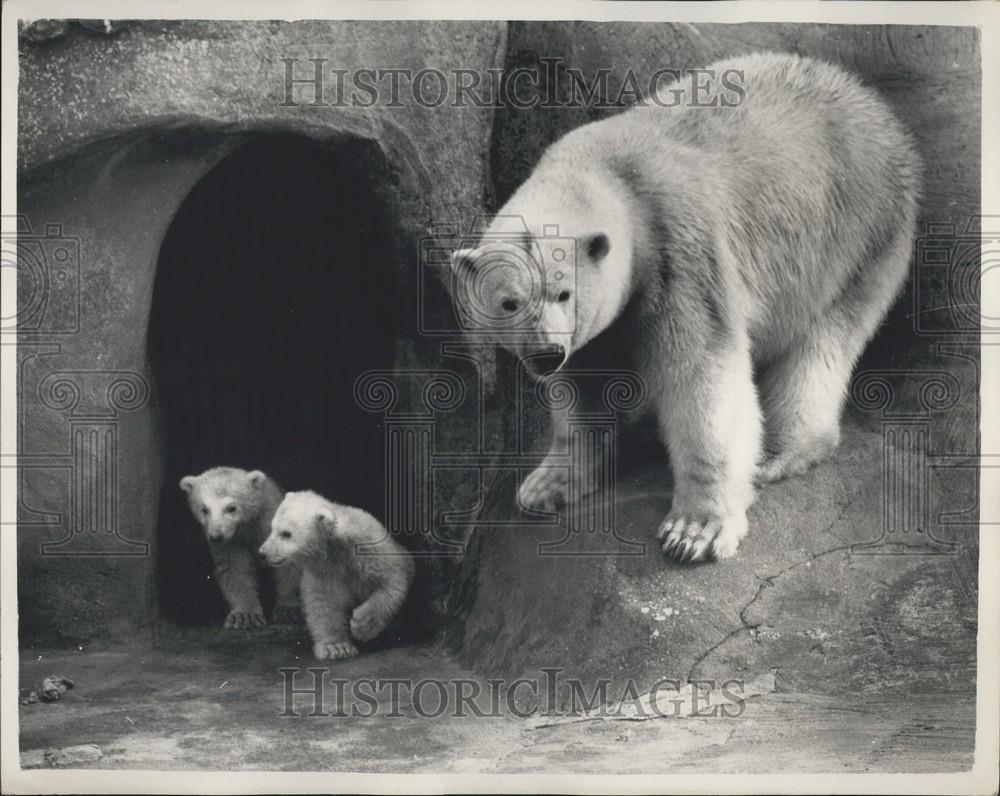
(19, 423), (979, 773)
(17, 636), (977, 773)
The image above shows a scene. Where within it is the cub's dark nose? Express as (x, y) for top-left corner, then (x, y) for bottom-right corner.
(525, 346), (567, 378)
(208, 533), (223, 544)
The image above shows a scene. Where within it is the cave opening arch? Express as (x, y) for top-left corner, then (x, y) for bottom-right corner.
(148, 133), (400, 626)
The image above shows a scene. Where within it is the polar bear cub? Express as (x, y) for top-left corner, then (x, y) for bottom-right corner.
(450, 52), (921, 562)
(259, 491), (415, 660)
(180, 467), (301, 628)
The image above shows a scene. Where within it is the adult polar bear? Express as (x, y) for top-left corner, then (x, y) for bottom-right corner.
(450, 53), (921, 562)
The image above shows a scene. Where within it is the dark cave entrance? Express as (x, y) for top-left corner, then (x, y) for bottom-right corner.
(148, 135), (397, 626)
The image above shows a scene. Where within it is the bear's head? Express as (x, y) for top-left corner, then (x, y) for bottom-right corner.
(448, 177), (632, 378)
(259, 490), (334, 566)
(179, 467), (270, 544)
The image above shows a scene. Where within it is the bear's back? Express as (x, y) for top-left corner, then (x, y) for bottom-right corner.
(535, 52), (920, 349)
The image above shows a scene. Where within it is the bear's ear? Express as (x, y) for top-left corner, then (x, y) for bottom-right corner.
(585, 232), (611, 263)
(450, 248), (478, 273)
(179, 476), (196, 493)
(247, 470), (266, 488)
(315, 509), (337, 535)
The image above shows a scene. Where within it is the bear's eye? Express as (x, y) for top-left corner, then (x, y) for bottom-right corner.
(201, 506), (208, 515)
(501, 298), (519, 313)
(558, 290), (571, 303)
(279, 531), (291, 540)
(225, 505), (237, 515)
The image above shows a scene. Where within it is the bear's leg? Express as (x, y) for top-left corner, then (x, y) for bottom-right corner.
(656, 339), (762, 562)
(757, 232), (912, 484)
(349, 567), (410, 643)
(301, 568), (357, 660)
(273, 563), (304, 625)
(518, 383), (609, 512)
(755, 321), (857, 483)
(518, 402), (572, 512)
(212, 544), (266, 629)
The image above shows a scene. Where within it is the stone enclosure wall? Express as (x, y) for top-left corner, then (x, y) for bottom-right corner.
(16, 20), (980, 687)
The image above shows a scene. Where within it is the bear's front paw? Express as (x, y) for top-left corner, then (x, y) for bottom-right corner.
(314, 640), (358, 660)
(350, 604), (387, 643)
(273, 604), (304, 625)
(223, 609), (267, 629)
(518, 466), (568, 513)
(657, 511), (748, 563)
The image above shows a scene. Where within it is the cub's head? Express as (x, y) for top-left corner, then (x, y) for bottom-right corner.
(259, 491), (334, 566)
(449, 189), (631, 378)
(179, 467), (270, 544)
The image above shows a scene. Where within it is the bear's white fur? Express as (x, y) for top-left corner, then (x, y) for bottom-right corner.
(180, 467), (301, 628)
(259, 491), (415, 660)
(451, 53), (921, 562)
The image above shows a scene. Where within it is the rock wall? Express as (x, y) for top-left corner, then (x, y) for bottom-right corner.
(16, 20), (506, 644)
(449, 22), (982, 690)
(16, 19), (981, 692)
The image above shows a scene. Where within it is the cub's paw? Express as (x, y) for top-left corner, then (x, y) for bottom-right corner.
(314, 640), (358, 660)
(518, 466), (568, 513)
(273, 604), (304, 625)
(350, 604), (387, 643)
(657, 511), (748, 563)
(223, 609), (267, 629)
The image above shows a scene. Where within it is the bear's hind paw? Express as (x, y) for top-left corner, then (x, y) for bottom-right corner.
(223, 609), (267, 629)
(314, 640), (358, 660)
(350, 605), (388, 643)
(756, 437), (839, 484)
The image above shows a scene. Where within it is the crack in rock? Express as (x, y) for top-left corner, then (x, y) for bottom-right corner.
(685, 525), (857, 684)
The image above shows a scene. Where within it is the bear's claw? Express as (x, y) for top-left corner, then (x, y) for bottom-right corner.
(223, 610), (267, 629)
(658, 512), (745, 563)
(314, 640), (358, 660)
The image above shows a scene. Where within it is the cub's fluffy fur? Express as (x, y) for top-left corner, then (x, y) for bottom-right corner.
(451, 53), (920, 562)
(180, 467), (301, 628)
(259, 491), (415, 660)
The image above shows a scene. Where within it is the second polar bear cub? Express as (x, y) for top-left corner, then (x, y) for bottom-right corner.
(450, 53), (921, 562)
(260, 491), (415, 660)
(180, 467), (301, 628)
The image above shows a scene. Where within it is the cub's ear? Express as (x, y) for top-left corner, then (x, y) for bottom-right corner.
(450, 248), (478, 273)
(247, 470), (266, 488)
(585, 232), (611, 262)
(179, 476), (196, 493)
(315, 509), (337, 534)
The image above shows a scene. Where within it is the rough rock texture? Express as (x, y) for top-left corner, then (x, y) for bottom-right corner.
(449, 22), (981, 703)
(450, 425), (979, 700)
(16, 20), (981, 741)
(17, 20), (506, 644)
(17, 630), (974, 772)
